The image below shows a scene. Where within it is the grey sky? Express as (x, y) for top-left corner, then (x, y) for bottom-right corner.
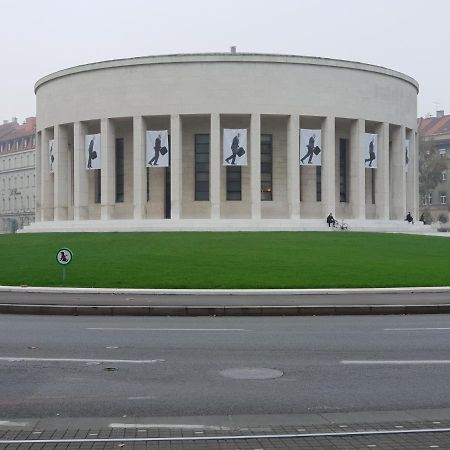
(2, 0), (447, 122)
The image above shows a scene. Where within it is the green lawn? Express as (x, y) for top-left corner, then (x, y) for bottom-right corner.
(0, 232), (448, 288)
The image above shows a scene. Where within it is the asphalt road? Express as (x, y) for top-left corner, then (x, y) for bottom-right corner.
(0, 314), (449, 420)
(1, 290), (450, 306)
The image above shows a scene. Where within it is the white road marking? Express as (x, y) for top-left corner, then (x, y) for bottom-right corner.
(109, 423), (231, 430)
(384, 328), (450, 331)
(87, 328), (248, 331)
(0, 357), (164, 364)
(341, 360), (450, 365)
(127, 396), (156, 400)
(0, 420), (29, 427)
(2, 427), (450, 444)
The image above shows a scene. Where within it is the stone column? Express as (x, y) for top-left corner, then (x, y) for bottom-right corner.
(73, 122), (89, 220)
(34, 131), (42, 222)
(375, 122), (390, 220)
(413, 132), (419, 220)
(287, 114), (300, 219)
(406, 130), (418, 220)
(40, 128), (53, 221)
(170, 114), (182, 219)
(391, 125), (407, 219)
(101, 118), (116, 220)
(133, 116), (146, 219)
(350, 118), (365, 219)
(322, 116), (336, 216)
(250, 113), (261, 219)
(54, 125), (69, 221)
(210, 113), (221, 219)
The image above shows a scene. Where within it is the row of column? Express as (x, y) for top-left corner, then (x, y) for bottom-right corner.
(36, 114), (416, 223)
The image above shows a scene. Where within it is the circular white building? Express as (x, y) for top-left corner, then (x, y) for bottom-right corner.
(29, 53), (419, 232)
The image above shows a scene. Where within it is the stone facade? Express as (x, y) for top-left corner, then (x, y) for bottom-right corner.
(27, 53), (420, 232)
(0, 117), (36, 233)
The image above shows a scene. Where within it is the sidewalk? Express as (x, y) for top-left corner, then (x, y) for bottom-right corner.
(0, 287), (449, 316)
(1, 410), (450, 449)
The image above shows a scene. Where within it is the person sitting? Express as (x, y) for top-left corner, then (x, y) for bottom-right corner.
(326, 213), (336, 227)
(405, 212), (414, 224)
(419, 213), (425, 224)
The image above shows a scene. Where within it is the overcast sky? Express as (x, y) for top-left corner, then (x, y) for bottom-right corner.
(2, 0), (448, 122)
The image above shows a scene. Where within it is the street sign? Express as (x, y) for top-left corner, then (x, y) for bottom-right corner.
(56, 248), (73, 266)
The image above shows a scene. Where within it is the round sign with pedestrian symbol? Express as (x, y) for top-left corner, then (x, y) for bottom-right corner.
(56, 248), (73, 266)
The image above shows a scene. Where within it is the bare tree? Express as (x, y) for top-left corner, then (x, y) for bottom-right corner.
(418, 134), (448, 197)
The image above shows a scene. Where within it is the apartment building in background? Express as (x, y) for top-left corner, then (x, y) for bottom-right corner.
(0, 117), (36, 232)
(418, 110), (450, 224)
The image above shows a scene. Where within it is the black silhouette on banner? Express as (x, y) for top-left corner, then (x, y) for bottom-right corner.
(87, 137), (97, 169)
(405, 139), (410, 173)
(301, 134), (321, 164)
(365, 138), (376, 167)
(225, 133), (245, 165)
(300, 129), (321, 166)
(146, 130), (169, 168)
(364, 133), (377, 169)
(148, 134), (162, 166)
(49, 140), (54, 173)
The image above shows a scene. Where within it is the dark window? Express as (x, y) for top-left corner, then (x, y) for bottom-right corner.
(195, 134), (210, 201)
(371, 169), (375, 204)
(95, 170), (101, 204)
(227, 166), (241, 201)
(261, 134), (272, 201)
(115, 138), (124, 203)
(147, 168), (150, 202)
(316, 166), (322, 202)
(339, 139), (348, 202)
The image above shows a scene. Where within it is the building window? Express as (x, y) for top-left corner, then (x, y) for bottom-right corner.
(261, 134), (273, 201)
(226, 166), (241, 201)
(95, 171), (101, 204)
(439, 149), (447, 158)
(424, 192), (432, 205)
(440, 192), (447, 204)
(115, 138), (124, 203)
(339, 139), (348, 202)
(442, 171), (447, 182)
(316, 166), (322, 202)
(194, 134), (210, 201)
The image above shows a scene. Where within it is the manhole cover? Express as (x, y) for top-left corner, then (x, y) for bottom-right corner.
(219, 368), (283, 380)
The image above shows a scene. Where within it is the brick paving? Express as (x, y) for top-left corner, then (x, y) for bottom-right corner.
(1, 420), (450, 449)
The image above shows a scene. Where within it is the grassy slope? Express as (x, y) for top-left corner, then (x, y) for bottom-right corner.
(0, 232), (448, 288)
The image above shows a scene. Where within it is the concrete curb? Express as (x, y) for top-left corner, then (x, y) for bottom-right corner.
(1, 285), (450, 295)
(1, 303), (450, 316)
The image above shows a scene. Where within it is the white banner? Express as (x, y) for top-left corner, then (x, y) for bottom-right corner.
(300, 129), (321, 166)
(405, 139), (410, 173)
(85, 133), (101, 170)
(364, 133), (378, 169)
(146, 130), (169, 167)
(223, 129), (247, 166)
(49, 139), (55, 173)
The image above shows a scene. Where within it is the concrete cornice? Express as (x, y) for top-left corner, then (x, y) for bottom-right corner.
(34, 53), (419, 93)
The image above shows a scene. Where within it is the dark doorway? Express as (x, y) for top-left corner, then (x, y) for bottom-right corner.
(165, 167), (171, 219)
